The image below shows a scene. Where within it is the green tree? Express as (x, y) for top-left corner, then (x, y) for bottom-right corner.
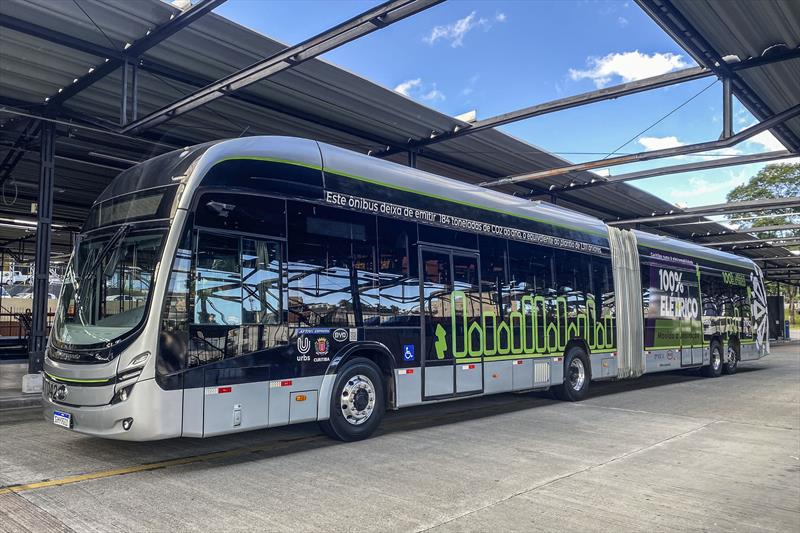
(727, 162), (800, 327)
(726, 162), (800, 238)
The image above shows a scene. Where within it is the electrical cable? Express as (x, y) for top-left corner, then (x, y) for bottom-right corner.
(72, 0), (121, 52)
(602, 79), (719, 160)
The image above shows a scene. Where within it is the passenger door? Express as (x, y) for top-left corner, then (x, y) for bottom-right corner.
(419, 246), (483, 400)
(192, 230), (282, 436)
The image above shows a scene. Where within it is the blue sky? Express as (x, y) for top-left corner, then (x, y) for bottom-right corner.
(215, 0), (793, 213)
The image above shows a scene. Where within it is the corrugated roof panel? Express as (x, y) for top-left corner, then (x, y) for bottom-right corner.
(0, 0), (795, 268)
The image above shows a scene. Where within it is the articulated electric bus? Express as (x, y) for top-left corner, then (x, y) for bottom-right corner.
(43, 136), (769, 441)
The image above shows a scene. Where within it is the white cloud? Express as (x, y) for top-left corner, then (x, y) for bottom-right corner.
(569, 51), (689, 88)
(421, 87), (445, 102)
(424, 11), (491, 47)
(460, 74), (480, 97)
(394, 78), (421, 97)
(734, 119), (799, 162)
(670, 172), (749, 199)
(747, 130), (786, 152)
(638, 135), (684, 151)
(638, 136), (744, 161)
(394, 78), (445, 102)
(617, 16), (629, 27)
(495, 12), (507, 23)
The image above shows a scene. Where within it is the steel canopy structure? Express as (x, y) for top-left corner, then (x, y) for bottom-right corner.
(0, 0), (799, 368)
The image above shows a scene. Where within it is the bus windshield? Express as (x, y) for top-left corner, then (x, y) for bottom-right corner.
(53, 227), (166, 349)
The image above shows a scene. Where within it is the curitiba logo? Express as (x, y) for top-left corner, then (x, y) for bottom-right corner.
(434, 291), (615, 359)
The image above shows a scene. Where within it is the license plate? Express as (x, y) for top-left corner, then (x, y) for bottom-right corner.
(53, 410), (72, 428)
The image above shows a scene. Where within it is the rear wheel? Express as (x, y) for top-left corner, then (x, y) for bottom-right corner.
(701, 342), (723, 378)
(723, 342), (739, 375)
(319, 357), (385, 442)
(554, 347), (591, 401)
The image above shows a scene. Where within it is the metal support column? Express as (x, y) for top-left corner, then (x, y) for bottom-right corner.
(120, 58), (129, 126)
(29, 120), (55, 374)
(722, 77), (733, 139)
(131, 60), (139, 121)
(407, 150), (417, 168)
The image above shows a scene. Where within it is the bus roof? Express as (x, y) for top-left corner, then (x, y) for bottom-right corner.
(183, 136), (757, 271)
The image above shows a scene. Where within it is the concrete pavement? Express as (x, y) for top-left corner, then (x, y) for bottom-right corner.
(1, 344), (798, 532)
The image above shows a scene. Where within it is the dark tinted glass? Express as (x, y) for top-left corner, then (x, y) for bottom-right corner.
(195, 193), (286, 237)
(376, 217), (419, 326)
(195, 232), (241, 326)
(287, 202), (376, 327)
(508, 241), (553, 293)
(242, 239), (281, 325)
(419, 224), (477, 249)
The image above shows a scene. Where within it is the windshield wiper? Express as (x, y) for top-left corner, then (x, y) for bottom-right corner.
(73, 224), (131, 326)
(80, 224), (131, 281)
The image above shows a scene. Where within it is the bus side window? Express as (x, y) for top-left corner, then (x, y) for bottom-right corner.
(286, 202), (376, 327)
(377, 217), (419, 326)
(478, 236), (506, 318)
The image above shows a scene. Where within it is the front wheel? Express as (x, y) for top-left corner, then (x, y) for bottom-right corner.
(553, 347), (591, 401)
(319, 357), (385, 442)
(701, 343), (723, 378)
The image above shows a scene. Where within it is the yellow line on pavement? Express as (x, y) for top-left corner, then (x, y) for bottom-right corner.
(0, 396), (533, 496)
(0, 437), (324, 496)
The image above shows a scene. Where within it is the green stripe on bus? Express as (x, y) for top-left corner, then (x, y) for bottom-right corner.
(214, 156), (323, 171)
(45, 372), (113, 384)
(483, 353), (563, 361)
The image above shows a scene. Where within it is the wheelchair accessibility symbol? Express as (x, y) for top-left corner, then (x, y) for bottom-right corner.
(402, 344), (415, 361)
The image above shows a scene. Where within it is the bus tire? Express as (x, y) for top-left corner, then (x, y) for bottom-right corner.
(702, 342), (723, 378)
(319, 357), (385, 442)
(723, 342), (739, 375)
(554, 347), (591, 402)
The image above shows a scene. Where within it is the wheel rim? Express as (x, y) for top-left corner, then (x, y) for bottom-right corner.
(727, 348), (737, 369)
(568, 357), (585, 391)
(340, 374), (376, 426)
(712, 348), (722, 371)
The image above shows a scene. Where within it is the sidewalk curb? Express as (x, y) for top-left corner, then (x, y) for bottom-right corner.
(0, 395), (41, 411)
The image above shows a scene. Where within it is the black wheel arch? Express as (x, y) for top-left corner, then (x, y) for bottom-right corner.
(564, 339), (592, 380)
(326, 341), (396, 408)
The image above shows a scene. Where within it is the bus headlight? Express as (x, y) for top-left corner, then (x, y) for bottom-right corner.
(126, 351), (150, 369)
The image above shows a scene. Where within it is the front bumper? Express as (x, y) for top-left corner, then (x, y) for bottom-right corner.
(42, 378), (183, 441)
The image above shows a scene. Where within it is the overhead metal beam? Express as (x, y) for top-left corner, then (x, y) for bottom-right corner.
(544, 150), (795, 194)
(703, 237), (800, 247)
(691, 223), (800, 238)
(714, 241), (800, 251)
(45, 0), (227, 108)
(479, 104), (800, 187)
(120, 0), (444, 134)
(650, 211), (800, 228)
(636, 0), (800, 152)
(753, 256), (800, 263)
(608, 197), (800, 225)
(374, 66), (711, 158)
(372, 46), (800, 159)
(0, 118), (41, 187)
(6, 100), (628, 220)
(0, 14), (121, 59)
(0, 20), (417, 155)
